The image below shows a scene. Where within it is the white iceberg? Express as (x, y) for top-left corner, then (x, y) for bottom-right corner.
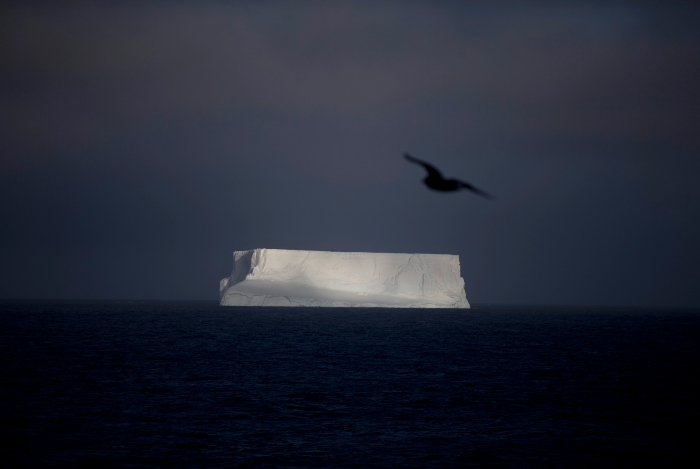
(219, 248), (469, 308)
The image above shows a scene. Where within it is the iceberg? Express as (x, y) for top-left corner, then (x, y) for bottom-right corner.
(219, 248), (469, 308)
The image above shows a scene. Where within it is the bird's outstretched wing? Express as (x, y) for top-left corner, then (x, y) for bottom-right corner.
(404, 153), (443, 179)
(457, 180), (494, 199)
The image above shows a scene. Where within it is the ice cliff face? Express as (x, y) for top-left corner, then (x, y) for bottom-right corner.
(220, 249), (470, 308)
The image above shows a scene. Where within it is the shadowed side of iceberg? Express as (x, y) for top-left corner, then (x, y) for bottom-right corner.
(219, 249), (470, 308)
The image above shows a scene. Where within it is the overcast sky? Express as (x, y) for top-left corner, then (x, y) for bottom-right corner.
(1, 1), (699, 306)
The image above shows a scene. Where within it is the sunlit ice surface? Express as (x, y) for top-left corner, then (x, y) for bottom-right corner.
(220, 249), (470, 308)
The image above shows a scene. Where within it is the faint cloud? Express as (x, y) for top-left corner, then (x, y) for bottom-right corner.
(1, 1), (699, 175)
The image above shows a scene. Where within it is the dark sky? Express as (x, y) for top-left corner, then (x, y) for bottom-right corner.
(2, 1), (699, 306)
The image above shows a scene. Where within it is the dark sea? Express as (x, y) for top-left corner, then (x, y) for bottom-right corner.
(1, 301), (698, 468)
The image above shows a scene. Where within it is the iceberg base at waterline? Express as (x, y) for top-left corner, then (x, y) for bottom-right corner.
(219, 249), (469, 308)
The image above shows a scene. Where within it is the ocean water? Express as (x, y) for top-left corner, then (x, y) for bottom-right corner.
(0, 302), (698, 468)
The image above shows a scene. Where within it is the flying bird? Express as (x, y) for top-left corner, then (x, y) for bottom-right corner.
(404, 153), (494, 199)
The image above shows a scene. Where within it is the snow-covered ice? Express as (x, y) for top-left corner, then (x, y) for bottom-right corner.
(220, 248), (470, 308)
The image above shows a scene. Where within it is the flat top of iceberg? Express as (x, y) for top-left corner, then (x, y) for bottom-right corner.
(239, 248), (459, 259)
(252, 248), (456, 254)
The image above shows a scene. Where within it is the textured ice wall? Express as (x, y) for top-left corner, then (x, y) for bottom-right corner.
(220, 249), (469, 308)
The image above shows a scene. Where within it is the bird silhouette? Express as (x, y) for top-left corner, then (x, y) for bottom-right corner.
(404, 153), (494, 199)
